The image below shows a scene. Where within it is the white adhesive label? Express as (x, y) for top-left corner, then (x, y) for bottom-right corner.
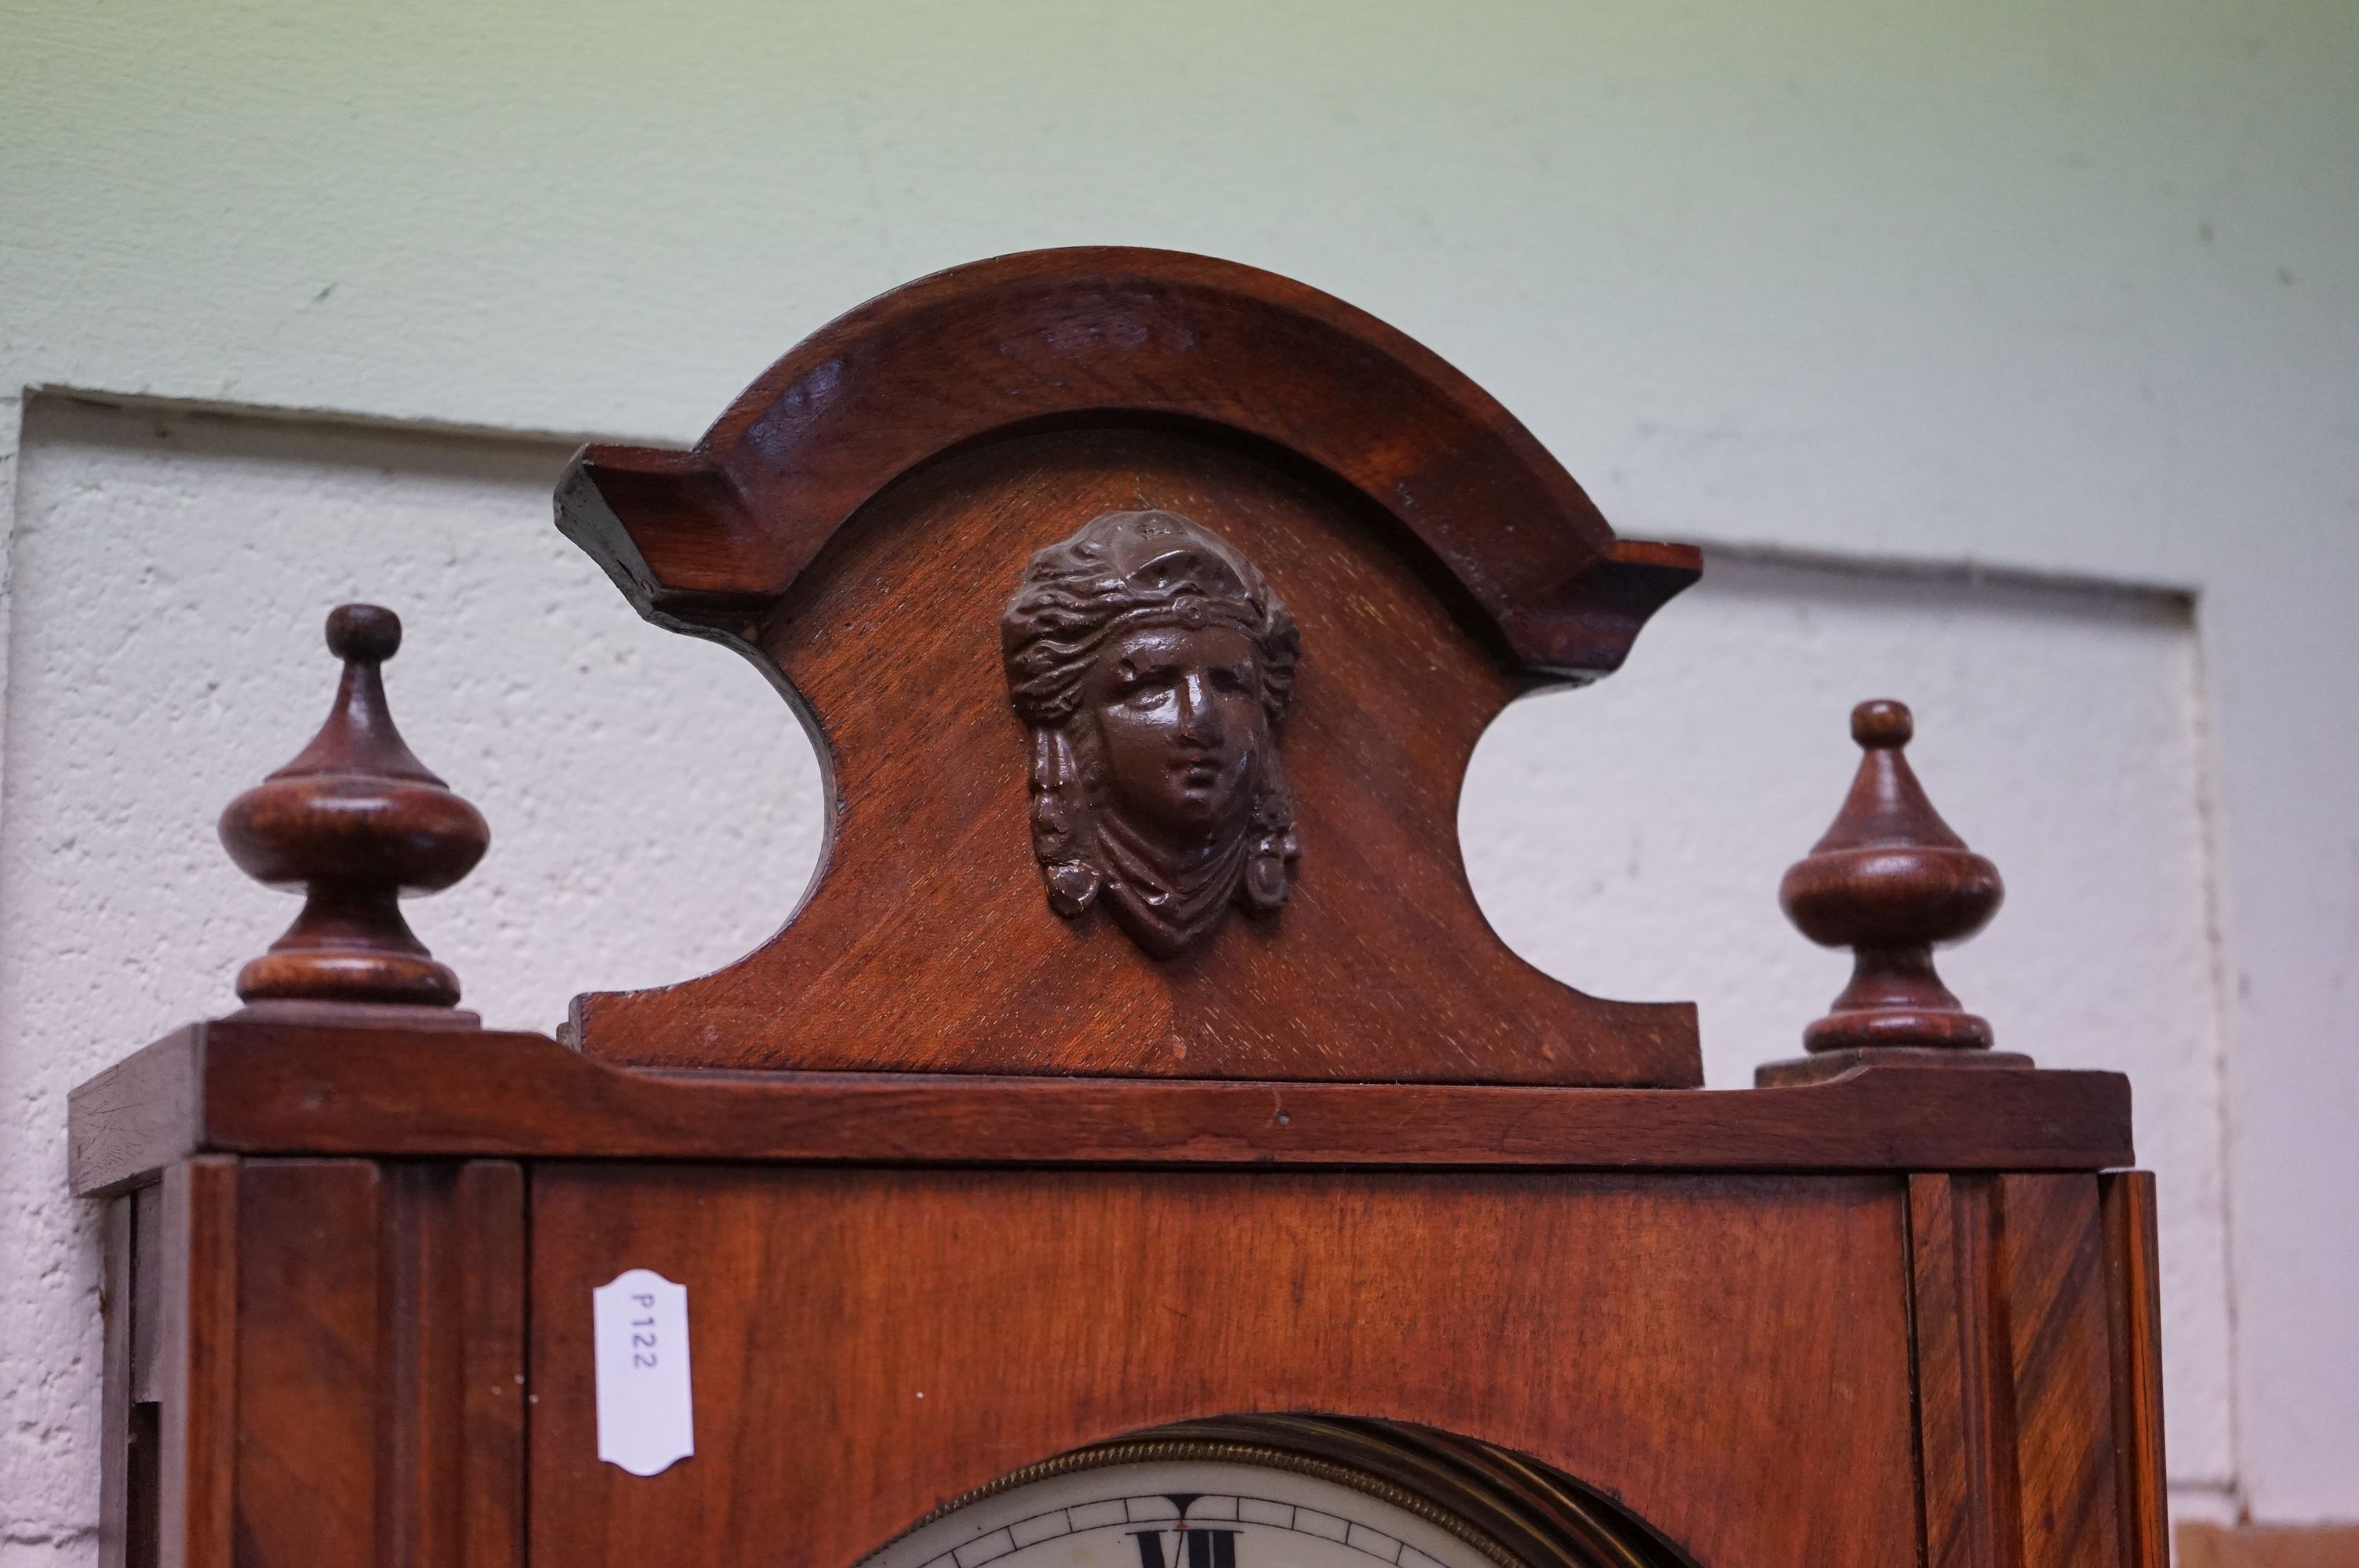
(593, 1268), (694, 1476)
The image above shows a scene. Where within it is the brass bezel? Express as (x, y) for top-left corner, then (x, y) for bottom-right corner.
(876, 1416), (1684, 1568)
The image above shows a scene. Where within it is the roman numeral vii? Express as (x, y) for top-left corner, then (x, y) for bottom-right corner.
(1131, 1530), (1238, 1568)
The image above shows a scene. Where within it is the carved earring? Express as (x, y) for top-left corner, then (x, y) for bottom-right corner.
(1242, 844), (1290, 910)
(1029, 728), (1102, 916)
(1241, 771), (1298, 913)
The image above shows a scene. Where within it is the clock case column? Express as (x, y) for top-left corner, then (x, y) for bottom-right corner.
(90, 1141), (525, 1568)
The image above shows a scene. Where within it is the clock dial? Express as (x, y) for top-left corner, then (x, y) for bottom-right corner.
(860, 1456), (1511, 1568)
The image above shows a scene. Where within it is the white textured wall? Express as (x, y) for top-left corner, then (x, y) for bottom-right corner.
(5, 0), (2354, 1548)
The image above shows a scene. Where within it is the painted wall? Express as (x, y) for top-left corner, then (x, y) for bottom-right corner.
(3, 0), (2352, 1552)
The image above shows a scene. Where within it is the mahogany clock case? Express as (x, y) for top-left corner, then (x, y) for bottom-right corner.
(79, 1047), (2164, 1568)
(67, 248), (2168, 1568)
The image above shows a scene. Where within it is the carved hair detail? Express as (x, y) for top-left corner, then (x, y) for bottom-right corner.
(1001, 510), (1300, 957)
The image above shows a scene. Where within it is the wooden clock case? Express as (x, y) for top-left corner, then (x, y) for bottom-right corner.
(69, 249), (2167, 1568)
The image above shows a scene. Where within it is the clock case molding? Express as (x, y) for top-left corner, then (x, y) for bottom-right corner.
(68, 249), (2168, 1568)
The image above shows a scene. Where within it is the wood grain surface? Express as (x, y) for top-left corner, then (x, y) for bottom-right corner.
(377, 1162), (528, 1568)
(210, 1159), (525, 1568)
(234, 1161), (380, 1568)
(67, 1022), (2135, 1197)
(528, 1167), (1919, 1568)
(1907, 1173), (2130, 1568)
(158, 1157), (236, 1568)
(2103, 1172), (2170, 1568)
(567, 425), (1696, 1084)
(1998, 1174), (2121, 1568)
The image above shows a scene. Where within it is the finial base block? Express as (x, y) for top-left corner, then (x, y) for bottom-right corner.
(1756, 1047), (2035, 1088)
(226, 998), (485, 1032)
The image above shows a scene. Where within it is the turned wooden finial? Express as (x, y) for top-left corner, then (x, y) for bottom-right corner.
(218, 604), (489, 1020)
(1771, 699), (2013, 1076)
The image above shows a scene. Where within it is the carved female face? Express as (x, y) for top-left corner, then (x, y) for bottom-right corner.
(1002, 510), (1299, 958)
(1085, 622), (1267, 845)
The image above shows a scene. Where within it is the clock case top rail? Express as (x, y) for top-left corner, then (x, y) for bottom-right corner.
(67, 1018), (2133, 1197)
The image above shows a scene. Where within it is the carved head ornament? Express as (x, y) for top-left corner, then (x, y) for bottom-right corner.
(1001, 510), (1300, 957)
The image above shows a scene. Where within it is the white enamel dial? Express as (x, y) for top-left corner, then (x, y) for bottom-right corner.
(860, 1457), (1509, 1568)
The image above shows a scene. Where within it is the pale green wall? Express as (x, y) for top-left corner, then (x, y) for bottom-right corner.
(5, 0), (2349, 579)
